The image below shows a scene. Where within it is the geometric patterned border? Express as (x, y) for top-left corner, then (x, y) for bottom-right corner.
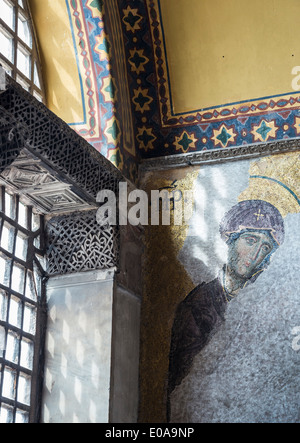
(117, 0), (300, 159)
(147, 0), (300, 129)
(65, 0), (137, 181)
(66, 0), (119, 153)
(66, 0), (103, 142)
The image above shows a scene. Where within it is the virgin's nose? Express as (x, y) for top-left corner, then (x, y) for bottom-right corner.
(249, 244), (261, 262)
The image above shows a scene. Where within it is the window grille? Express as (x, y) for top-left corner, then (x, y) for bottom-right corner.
(0, 0), (44, 102)
(0, 186), (46, 423)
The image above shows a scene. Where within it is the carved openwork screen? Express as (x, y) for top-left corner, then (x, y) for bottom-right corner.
(0, 186), (45, 423)
(0, 0), (44, 102)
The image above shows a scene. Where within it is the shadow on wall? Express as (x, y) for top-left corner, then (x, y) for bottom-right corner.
(179, 161), (250, 284)
(42, 274), (114, 423)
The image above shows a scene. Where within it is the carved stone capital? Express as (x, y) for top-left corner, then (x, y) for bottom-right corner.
(46, 211), (119, 276)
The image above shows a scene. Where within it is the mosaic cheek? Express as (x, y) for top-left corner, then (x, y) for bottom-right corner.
(229, 240), (257, 277)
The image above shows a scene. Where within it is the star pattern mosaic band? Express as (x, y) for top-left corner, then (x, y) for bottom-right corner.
(65, 0), (300, 173)
(118, 0), (300, 158)
(66, 0), (138, 181)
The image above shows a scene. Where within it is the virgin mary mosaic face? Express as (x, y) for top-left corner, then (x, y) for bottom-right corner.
(228, 231), (273, 279)
(167, 199), (285, 420)
(220, 199), (284, 300)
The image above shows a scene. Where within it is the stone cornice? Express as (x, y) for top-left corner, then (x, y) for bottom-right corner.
(140, 138), (300, 172)
(0, 73), (126, 201)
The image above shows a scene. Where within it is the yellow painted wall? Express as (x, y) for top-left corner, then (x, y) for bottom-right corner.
(159, 0), (300, 114)
(29, 0), (84, 124)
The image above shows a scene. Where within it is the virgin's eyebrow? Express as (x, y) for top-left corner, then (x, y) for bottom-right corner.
(241, 234), (259, 240)
(247, 237), (272, 248)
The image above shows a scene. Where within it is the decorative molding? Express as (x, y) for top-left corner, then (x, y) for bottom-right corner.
(140, 137), (300, 172)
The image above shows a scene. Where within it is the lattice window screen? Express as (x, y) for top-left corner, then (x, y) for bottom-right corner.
(0, 186), (46, 423)
(0, 0), (44, 102)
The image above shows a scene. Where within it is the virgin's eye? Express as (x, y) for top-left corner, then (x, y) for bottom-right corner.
(262, 245), (271, 254)
(245, 237), (256, 245)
